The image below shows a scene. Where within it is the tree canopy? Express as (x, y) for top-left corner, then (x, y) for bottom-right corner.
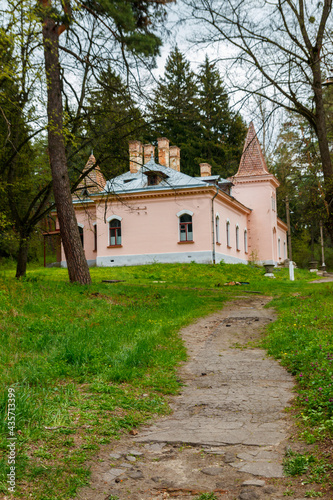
(149, 48), (246, 177)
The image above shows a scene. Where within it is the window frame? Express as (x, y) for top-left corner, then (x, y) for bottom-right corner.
(244, 229), (248, 253)
(236, 224), (240, 251)
(107, 216), (122, 247)
(226, 220), (231, 248)
(177, 210), (194, 243)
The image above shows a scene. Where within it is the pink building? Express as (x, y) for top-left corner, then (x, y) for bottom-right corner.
(58, 123), (288, 267)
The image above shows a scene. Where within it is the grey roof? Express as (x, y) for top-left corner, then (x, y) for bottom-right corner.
(194, 175), (232, 184)
(103, 158), (211, 194)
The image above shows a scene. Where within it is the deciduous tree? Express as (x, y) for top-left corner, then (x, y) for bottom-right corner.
(185, 0), (333, 239)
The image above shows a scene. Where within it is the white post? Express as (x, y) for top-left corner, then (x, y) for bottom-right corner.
(289, 260), (294, 281)
(320, 220), (326, 268)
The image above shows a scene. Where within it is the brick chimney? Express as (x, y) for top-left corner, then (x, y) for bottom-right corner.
(200, 163), (212, 177)
(169, 146), (180, 172)
(129, 140), (143, 173)
(157, 138), (169, 167)
(144, 144), (155, 165)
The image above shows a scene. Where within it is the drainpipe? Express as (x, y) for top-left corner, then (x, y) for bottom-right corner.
(212, 186), (219, 264)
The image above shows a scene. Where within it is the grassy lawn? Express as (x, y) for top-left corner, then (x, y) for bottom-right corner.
(0, 262), (332, 498)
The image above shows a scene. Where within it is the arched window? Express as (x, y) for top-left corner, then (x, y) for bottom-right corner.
(179, 214), (193, 241)
(78, 225), (84, 248)
(109, 219), (122, 246)
(278, 238), (281, 259)
(236, 225), (240, 250)
(226, 220), (231, 247)
(244, 229), (248, 253)
(215, 215), (220, 243)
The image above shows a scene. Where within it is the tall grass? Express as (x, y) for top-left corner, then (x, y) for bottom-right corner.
(0, 263), (324, 498)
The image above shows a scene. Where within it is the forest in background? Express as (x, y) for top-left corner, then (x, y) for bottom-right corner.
(1, 0), (333, 272)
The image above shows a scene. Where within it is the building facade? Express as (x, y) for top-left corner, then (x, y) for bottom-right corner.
(57, 123), (288, 267)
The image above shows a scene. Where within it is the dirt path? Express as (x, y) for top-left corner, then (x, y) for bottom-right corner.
(76, 297), (322, 500)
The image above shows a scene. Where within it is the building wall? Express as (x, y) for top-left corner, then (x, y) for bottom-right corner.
(59, 205), (97, 265)
(277, 223), (288, 263)
(231, 179), (279, 263)
(61, 182), (286, 268)
(93, 193), (212, 259)
(64, 191), (250, 267)
(213, 196), (249, 263)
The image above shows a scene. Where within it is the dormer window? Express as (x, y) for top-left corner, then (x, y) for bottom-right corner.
(148, 174), (159, 186)
(144, 170), (168, 186)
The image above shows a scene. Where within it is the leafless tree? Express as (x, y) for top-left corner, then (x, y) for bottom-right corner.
(183, 0), (333, 238)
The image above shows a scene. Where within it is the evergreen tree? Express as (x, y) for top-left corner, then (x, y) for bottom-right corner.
(197, 56), (247, 178)
(150, 50), (246, 177)
(84, 68), (146, 178)
(149, 47), (201, 175)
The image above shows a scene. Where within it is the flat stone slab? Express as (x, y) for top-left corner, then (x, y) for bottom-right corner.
(136, 417), (288, 446)
(242, 479), (266, 487)
(101, 468), (126, 482)
(200, 466), (224, 475)
(234, 461), (284, 478)
(126, 470), (144, 479)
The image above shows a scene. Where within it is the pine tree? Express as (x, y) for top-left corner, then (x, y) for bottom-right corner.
(84, 68), (146, 178)
(149, 47), (201, 175)
(150, 50), (246, 177)
(197, 56), (246, 178)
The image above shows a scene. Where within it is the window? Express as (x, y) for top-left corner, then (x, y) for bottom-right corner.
(244, 229), (248, 253)
(109, 219), (122, 246)
(78, 225), (84, 248)
(148, 174), (159, 186)
(272, 195), (276, 211)
(93, 224), (97, 252)
(284, 241), (286, 259)
(278, 238), (281, 259)
(236, 225), (240, 251)
(179, 214), (193, 241)
(226, 220), (230, 247)
(215, 215), (220, 243)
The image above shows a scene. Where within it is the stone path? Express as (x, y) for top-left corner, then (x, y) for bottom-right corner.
(76, 297), (322, 500)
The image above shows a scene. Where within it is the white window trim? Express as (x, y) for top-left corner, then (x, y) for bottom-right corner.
(236, 224), (240, 250)
(77, 222), (84, 228)
(107, 215), (122, 223)
(176, 209), (194, 218)
(244, 229), (248, 253)
(226, 219), (231, 247)
(178, 211), (194, 241)
(108, 217), (122, 246)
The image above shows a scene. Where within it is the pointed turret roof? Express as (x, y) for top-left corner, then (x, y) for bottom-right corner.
(76, 154), (106, 195)
(234, 122), (270, 177)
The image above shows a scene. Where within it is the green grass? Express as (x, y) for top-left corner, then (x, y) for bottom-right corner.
(263, 285), (333, 441)
(0, 262), (331, 498)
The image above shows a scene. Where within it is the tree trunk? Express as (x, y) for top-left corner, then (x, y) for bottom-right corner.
(41, 16), (91, 284)
(313, 63), (333, 243)
(16, 236), (29, 278)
